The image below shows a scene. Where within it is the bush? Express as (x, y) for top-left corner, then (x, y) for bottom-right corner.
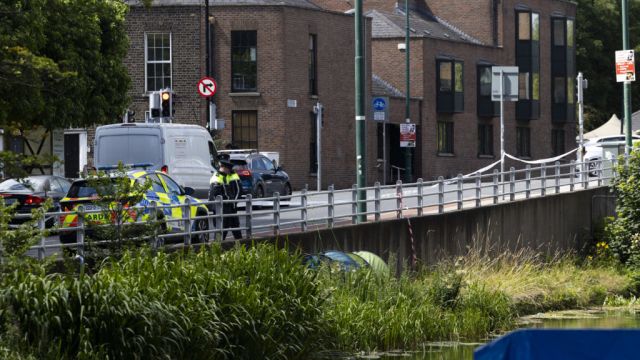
(605, 150), (640, 266)
(0, 244), (328, 360)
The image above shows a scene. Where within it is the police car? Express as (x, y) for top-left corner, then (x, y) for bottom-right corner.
(59, 168), (210, 245)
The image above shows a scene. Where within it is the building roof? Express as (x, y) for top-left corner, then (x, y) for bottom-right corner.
(372, 74), (404, 98)
(125, 0), (321, 10)
(366, 9), (483, 45)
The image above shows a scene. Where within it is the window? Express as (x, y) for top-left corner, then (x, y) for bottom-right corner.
(553, 19), (566, 46)
(553, 77), (566, 103)
(516, 127), (531, 157)
(518, 12), (531, 40)
(477, 65), (498, 117)
(552, 129), (565, 156)
(251, 157), (266, 170)
(261, 156), (275, 171)
(567, 19), (574, 47)
(519, 73), (530, 100)
(439, 62), (452, 92)
(479, 66), (491, 96)
(232, 111), (258, 149)
(309, 34), (317, 95)
(516, 10), (540, 120)
(310, 112), (318, 173)
(231, 31), (257, 92)
(143, 174), (166, 193)
(567, 77), (574, 104)
(478, 123), (494, 156)
(437, 121), (454, 154)
(145, 33), (172, 92)
(437, 59), (464, 113)
(159, 174), (182, 194)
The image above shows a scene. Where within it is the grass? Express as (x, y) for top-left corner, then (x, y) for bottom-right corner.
(0, 244), (634, 358)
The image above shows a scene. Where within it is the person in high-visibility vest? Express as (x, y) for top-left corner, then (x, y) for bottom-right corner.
(209, 159), (242, 240)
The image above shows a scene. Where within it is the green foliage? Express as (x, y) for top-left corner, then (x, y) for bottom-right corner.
(576, 0), (640, 128)
(0, 0), (130, 128)
(0, 244), (328, 359)
(0, 151), (59, 180)
(82, 164), (157, 259)
(605, 151), (640, 266)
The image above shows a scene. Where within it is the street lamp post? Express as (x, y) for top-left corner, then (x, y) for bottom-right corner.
(622, 0), (633, 155)
(354, 0), (366, 222)
(403, 0), (413, 183)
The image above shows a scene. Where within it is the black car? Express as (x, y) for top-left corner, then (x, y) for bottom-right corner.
(0, 175), (72, 227)
(227, 153), (291, 198)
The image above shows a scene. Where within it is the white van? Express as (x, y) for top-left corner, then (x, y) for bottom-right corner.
(94, 123), (217, 198)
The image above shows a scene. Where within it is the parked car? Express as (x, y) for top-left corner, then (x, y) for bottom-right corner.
(58, 169), (210, 245)
(222, 151), (291, 198)
(579, 135), (640, 175)
(94, 123), (218, 199)
(0, 175), (71, 228)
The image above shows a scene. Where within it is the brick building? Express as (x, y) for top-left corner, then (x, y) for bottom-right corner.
(317, 0), (577, 180)
(121, 0), (375, 190)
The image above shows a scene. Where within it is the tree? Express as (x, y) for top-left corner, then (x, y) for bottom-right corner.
(0, 0), (132, 130)
(576, 0), (640, 130)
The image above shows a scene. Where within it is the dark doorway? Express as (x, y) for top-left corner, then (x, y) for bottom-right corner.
(388, 124), (416, 183)
(64, 134), (80, 178)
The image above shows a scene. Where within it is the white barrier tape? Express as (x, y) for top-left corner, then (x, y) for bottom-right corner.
(462, 159), (503, 178)
(504, 148), (577, 165)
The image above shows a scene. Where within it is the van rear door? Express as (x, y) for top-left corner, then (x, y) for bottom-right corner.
(95, 127), (163, 168)
(166, 134), (212, 198)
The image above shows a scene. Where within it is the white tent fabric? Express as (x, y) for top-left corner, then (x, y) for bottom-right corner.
(583, 114), (622, 140)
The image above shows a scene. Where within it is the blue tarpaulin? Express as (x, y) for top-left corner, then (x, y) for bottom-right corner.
(474, 329), (640, 360)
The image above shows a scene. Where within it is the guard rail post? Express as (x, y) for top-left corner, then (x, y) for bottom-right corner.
(582, 160), (588, 189)
(183, 199), (191, 246)
(352, 184), (359, 224)
(570, 160), (576, 191)
(437, 176), (444, 214)
(300, 190), (308, 232)
(509, 167), (516, 201)
(475, 173), (481, 207)
(525, 165), (531, 199)
(374, 182), (381, 221)
(273, 192), (281, 236)
(76, 209), (85, 258)
(215, 195), (224, 241)
(597, 160), (603, 187)
(540, 163), (546, 197)
(417, 178), (424, 216)
(245, 195), (253, 240)
(396, 180), (403, 219)
(555, 161), (560, 194)
(493, 169), (499, 204)
(328, 185), (335, 229)
(456, 174), (463, 210)
(612, 158), (619, 183)
(37, 215), (46, 260)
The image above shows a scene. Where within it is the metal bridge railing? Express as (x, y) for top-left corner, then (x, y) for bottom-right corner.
(8, 157), (619, 259)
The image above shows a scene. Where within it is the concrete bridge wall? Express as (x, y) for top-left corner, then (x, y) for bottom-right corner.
(255, 187), (616, 265)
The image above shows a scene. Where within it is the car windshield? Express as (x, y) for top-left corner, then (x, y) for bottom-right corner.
(67, 177), (138, 198)
(0, 177), (46, 192)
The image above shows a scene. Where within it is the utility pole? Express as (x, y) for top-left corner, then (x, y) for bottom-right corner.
(355, 0), (366, 222)
(577, 72), (587, 183)
(205, 0), (211, 129)
(404, 0), (413, 183)
(622, 0), (633, 155)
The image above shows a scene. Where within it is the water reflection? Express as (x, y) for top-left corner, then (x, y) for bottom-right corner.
(355, 310), (640, 360)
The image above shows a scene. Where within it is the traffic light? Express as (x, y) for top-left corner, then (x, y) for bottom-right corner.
(161, 90), (172, 117)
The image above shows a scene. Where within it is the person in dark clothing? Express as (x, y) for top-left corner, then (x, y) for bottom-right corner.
(208, 159), (242, 240)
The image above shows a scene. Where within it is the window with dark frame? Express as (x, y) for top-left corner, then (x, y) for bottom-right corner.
(231, 31), (257, 92)
(478, 123), (494, 156)
(437, 59), (464, 113)
(516, 10), (540, 120)
(516, 126), (531, 157)
(145, 33), (172, 92)
(477, 65), (498, 117)
(437, 121), (454, 154)
(551, 17), (576, 122)
(309, 112), (318, 173)
(552, 128), (565, 156)
(309, 34), (317, 95)
(232, 111), (258, 149)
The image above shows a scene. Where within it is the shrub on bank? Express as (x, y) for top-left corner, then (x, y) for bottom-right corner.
(0, 244), (328, 360)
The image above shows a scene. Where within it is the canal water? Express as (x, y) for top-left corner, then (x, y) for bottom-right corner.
(356, 309), (640, 360)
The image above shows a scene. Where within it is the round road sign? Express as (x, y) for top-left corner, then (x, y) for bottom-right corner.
(198, 77), (217, 98)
